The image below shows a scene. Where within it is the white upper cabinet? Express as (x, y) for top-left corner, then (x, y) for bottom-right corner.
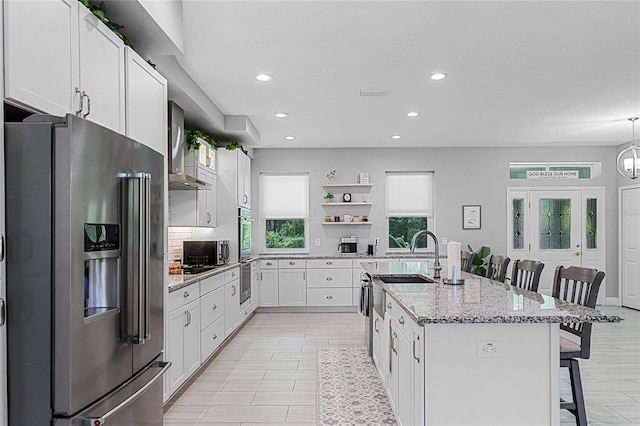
(237, 151), (251, 208)
(125, 46), (167, 155)
(77, 6), (125, 133)
(5, 0), (126, 134)
(4, 0), (80, 116)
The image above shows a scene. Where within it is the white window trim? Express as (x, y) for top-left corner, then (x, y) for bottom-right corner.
(259, 172), (310, 253)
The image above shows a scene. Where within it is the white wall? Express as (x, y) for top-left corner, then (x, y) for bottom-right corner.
(252, 146), (620, 298)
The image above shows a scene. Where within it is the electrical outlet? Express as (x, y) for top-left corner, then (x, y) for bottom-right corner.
(477, 341), (503, 358)
(315, 238), (321, 246)
(374, 237), (379, 246)
(442, 237), (448, 245)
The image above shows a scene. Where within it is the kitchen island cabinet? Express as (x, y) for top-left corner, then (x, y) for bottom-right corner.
(364, 261), (621, 426)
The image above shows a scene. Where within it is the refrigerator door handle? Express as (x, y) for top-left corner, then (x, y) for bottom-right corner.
(135, 172), (151, 344)
(80, 361), (171, 426)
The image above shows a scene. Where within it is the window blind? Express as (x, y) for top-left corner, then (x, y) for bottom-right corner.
(260, 173), (309, 219)
(385, 172), (433, 217)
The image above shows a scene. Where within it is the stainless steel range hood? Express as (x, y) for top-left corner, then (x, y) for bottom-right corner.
(168, 101), (210, 190)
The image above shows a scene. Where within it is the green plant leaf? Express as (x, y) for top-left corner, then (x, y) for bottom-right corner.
(478, 246), (491, 258)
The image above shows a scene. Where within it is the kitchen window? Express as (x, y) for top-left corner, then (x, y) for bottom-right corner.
(259, 173), (309, 251)
(385, 172), (434, 251)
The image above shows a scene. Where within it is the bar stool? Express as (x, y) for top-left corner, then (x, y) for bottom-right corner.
(461, 250), (474, 273)
(553, 265), (605, 426)
(485, 255), (510, 282)
(510, 259), (545, 292)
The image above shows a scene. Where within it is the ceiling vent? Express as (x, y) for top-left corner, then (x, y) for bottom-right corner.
(359, 89), (390, 97)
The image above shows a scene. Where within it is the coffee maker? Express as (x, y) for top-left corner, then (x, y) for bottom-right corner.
(338, 236), (358, 254)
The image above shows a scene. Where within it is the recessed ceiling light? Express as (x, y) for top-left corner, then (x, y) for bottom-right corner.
(430, 73), (447, 81)
(284, 135), (295, 140)
(256, 73), (273, 82)
(391, 135), (402, 140)
(406, 112), (419, 117)
(274, 112), (288, 118)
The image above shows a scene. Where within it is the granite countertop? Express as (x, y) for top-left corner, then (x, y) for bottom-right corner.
(258, 252), (441, 260)
(168, 262), (244, 293)
(362, 261), (622, 325)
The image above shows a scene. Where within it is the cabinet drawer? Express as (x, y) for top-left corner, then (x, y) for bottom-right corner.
(306, 268), (352, 288)
(200, 316), (225, 363)
(200, 273), (225, 295)
(387, 297), (411, 337)
(168, 283), (199, 312)
(278, 259), (306, 269)
(307, 288), (352, 306)
(260, 260), (277, 269)
(200, 286), (225, 330)
(307, 259), (352, 269)
(225, 267), (240, 283)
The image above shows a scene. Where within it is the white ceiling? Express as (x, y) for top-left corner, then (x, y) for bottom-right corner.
(180, 1), (640, 149)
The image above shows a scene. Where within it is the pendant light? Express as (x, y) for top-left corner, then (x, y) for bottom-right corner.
(616, 117), (640, 179)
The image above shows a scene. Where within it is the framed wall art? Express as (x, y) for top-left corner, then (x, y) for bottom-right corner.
(463, 205), (481, 229)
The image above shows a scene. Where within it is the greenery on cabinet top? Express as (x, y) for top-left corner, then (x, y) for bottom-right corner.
(185, 129), (248, 155)
(79, 0), (132, 47)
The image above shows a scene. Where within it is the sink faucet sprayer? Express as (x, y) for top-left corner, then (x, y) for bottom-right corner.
(409, 230), (442, 279)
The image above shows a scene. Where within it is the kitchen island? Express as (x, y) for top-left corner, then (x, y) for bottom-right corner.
(362, 260), (621, 426)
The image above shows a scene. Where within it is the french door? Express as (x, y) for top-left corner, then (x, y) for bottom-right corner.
(620, 186), (640, 309)
(507, 188), (606, 303)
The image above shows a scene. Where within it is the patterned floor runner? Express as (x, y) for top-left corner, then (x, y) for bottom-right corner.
(317, 347), (397, 425)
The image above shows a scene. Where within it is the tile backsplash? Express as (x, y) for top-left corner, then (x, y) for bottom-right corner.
(168, 227), (193, 262)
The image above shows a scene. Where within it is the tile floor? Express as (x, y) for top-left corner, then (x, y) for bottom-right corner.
(164, 307), (639, 425)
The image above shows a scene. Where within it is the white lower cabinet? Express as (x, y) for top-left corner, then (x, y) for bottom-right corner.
(250, 260), (259, 312)
(385, 295), (425, 426)
(225, 279), (240, 336)
(167, 282), (201, 396)
(372, 311), (382, 372)
(259, 260), (279, 307)
(278, 269), (307, 306)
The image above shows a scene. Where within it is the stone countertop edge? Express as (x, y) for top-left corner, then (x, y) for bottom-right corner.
(362, 264), (622, 326)
(168, 262), (244, 293)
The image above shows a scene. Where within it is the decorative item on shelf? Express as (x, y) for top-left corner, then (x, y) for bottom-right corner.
(462, 205), (481, 229)
(343, 193), (352, 203)
(334, 215), (341, 222)
(343, 214), (353, 222)
(362, 215), (368, 222)
(326, 169), (336, 184)
(358, 172), (370, 184)
(323, 192), (335, 202)
(616, 117), (640, 179)
(353, 215), (360, 222)
(325, 216), (331, 222)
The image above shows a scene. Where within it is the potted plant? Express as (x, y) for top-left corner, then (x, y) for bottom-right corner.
(323, 193), (335, 202)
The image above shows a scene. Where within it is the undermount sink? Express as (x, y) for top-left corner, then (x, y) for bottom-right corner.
(379, 275), (436, 284)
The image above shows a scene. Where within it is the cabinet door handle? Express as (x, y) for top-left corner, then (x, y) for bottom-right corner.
(399, 316), (405, 325)
(244, 310), (248, 316)
(244, 194), (248, 204)
(82, 92), (91, 118)
(413, 335), (421, 363)
(326, 295), (333, 300)
(266, 262), (273, 266)
(260, 272), (263, 280)
(0, 234), (4, 262)
(74, 87), (84, 115)
(289, 261), (295, 265)
(326, 261), (333, 265)
(184, 291), (189, 298)
(303, 272), (306, 280)
(374, 318), (379, 333)
(212, 304), (217, 310)
(207, 212), (212, 224)
(232, 272), (236, 277)
(392, 332), (398, 354)
(387, 302), (392, 309)
(184, 311), (189, 327)
(326, 277), (333, 281)
(213, 334), (217, 340)
(232, 285), (237, 296)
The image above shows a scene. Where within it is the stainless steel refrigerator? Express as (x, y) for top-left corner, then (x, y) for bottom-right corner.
(5, 114), (169, 425)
